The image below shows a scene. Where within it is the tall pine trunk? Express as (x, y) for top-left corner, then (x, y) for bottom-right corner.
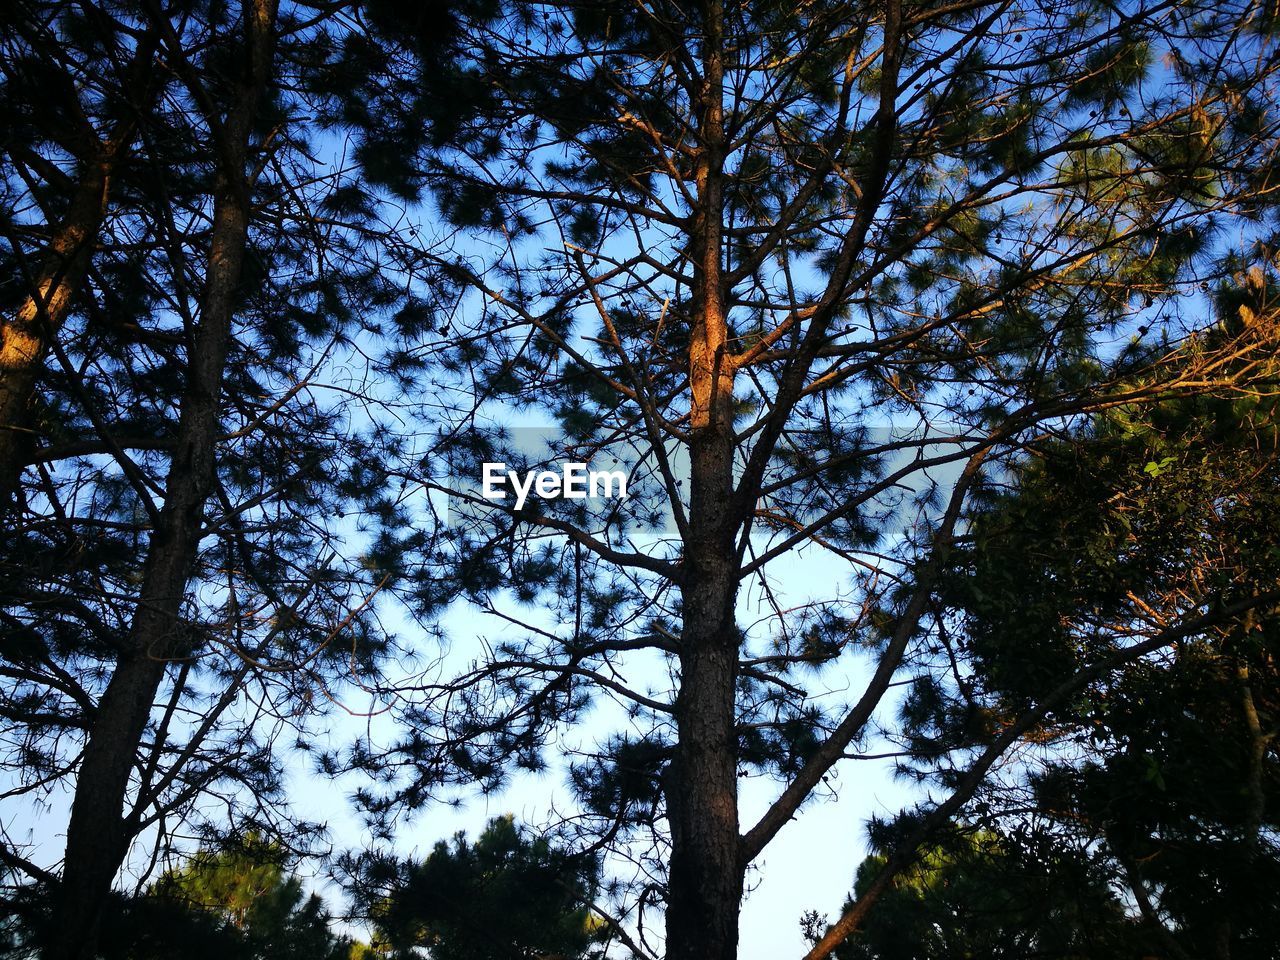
(668, 363), (739, 960)
(47, 3), (277, 956)
(667, 446), (742, 960)
(665, 3), (743, 955)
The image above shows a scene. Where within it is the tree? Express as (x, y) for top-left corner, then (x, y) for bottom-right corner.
(351, 815), (605, 960)
(1, 837), (360, 960)
(823, 827), (1139, 960)
(1, 3), (411, 957)
(46, 2), (281, 949)
(125, 837), (356, 960)
(0, 0), (160, 503)
(6, 3), (1280, 958)
(321, 2), (1280, 958)
(877, 266), (1280, 959)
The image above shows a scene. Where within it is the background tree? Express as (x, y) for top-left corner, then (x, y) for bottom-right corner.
(861, 265), (1280, 959)
(821, 827), (1140, 960)
(123, 836), (356, 960)
(322, 2), (1280, 958)
(1, 837), (360, 960)
(0, 3), (417, 957)
(350, 815), (606, 960)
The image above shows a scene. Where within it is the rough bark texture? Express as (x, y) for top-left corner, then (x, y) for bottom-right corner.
(668, 396), (739, 960)
(46, 3), (277, 956)
(666, 536), (741, 960)
(664, 3), (743, 957)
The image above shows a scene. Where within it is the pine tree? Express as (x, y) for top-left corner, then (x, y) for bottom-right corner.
(884, 264), (1280, 959)
(320, 2), (1280, 958)
(130, 837), (356, 960)
(351, 816), (605, 960)
(1, 4), (418, 957)
(828, 828), (1138, 960)
(5, 2), (1280, 958)
(0, 1), (160, 504)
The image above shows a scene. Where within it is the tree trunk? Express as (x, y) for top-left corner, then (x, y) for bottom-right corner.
(46, 3), (277, 956)
(668, 373), (740, 960)
(0, 158), (113, 504)
(667, 511), (742, 960)
(665, 3), (743, 956)
(0, 29), (158, 507)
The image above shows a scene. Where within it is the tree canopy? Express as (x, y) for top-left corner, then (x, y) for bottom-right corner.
(350, 815), (606, 960)
(824, 827), (1138, 960)
(1, 1), (1279, 959)
(2, 836), (358, 960)
(873, 272), (1280, 958)
(328, 2), (1280, 957)
(1, 1), (404, 954)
